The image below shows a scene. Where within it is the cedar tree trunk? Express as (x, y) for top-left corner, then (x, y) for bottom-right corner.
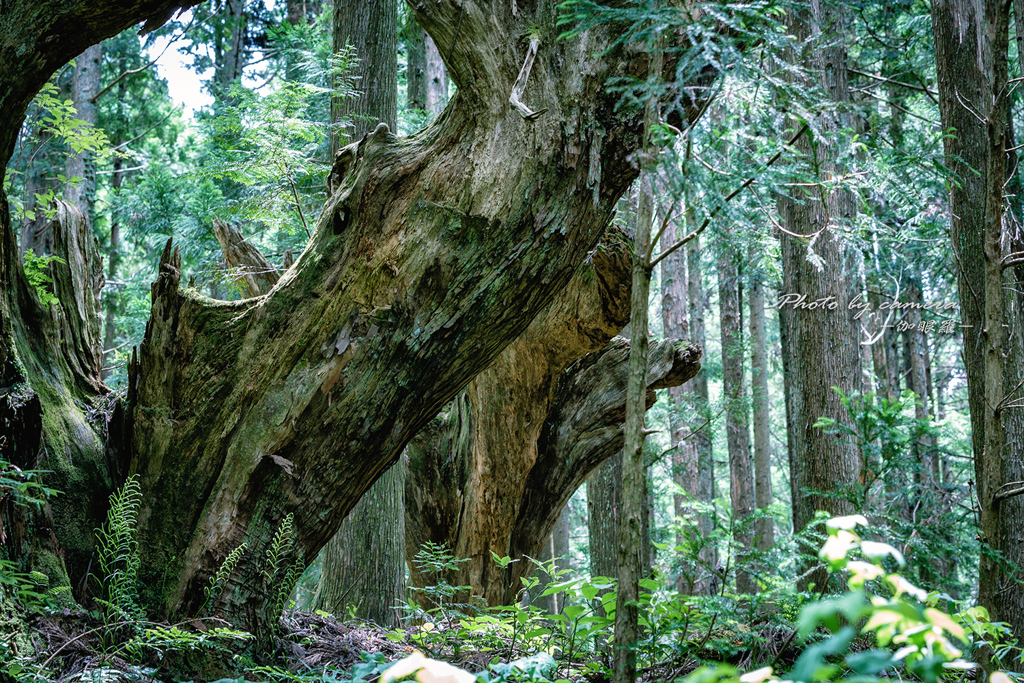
(931, 0), (1024, 641)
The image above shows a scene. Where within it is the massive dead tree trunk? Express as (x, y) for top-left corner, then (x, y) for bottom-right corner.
(405, 229), (700, 605)
(1, 0), (712, 639)
(0, 0), (204, 596)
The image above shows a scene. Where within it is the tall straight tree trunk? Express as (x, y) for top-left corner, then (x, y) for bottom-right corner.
(660, 219), (702, 593)
(748, 247), (774, 557)
(589, 454), (622, 583)
(314, 0), (405, 627)
(932, 0), (1024, 643)
(406, 23), (427, 113)
(331, 0), (397, 155)
(686, 234), (717, 594)
(777, 3), (862, 590)
(213, 0), (247, 97)
(718, 244), (755, 594)
(64, 44), (101, 225)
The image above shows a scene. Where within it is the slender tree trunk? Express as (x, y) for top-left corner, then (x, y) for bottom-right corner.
(613, 42), (661, 675)
(686, 234), (717, 594)
(748, 248), (774, 557)
(778, 2), (862, 590)
(718, 244), (755, 594)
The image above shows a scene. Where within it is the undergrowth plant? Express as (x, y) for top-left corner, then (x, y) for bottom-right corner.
(94, 474), (144, 647)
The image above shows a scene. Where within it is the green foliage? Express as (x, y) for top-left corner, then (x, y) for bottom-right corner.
(201, 542), (249, 616)
(94, 475), (144, 643)
(262, 513), (304, 629)
(814, 388), (976, 598)
(21, 249), (65, 307)
(32, 81), (114, 160)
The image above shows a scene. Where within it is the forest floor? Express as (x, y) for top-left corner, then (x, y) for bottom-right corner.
(16, 608), (803, 683)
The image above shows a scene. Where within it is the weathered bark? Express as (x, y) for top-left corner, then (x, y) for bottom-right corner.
(405, 229), (699, 605)
(212, 219), (281, 298)
(748, 251), (773, 557)
(0, 0), (206, 595)
(717, 245), (755, 595)
(777, 2), (862, 589)
(932, 0), (1024, 642)
(0, 0), (712, 640)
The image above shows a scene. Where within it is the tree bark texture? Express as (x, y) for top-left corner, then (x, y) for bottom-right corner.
(777, 4), (862, 585)
(931, 0), (1024, 639)
(0, 0), (196, 592)
(0, 0), (713, 638)
(717, 245), (755, 594)
(313, 458), (407, 626)
(331, 0), (397, 153)
(748, 252), (774, 557)
(404, 231), (699, 605)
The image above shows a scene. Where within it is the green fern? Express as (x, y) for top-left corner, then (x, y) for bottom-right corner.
(199, 542), (248, 616)
(262, 513), (295, 585)
(95, 475), (144, 637)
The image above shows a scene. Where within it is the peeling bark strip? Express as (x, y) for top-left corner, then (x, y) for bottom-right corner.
(121, 2), (711, 633)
